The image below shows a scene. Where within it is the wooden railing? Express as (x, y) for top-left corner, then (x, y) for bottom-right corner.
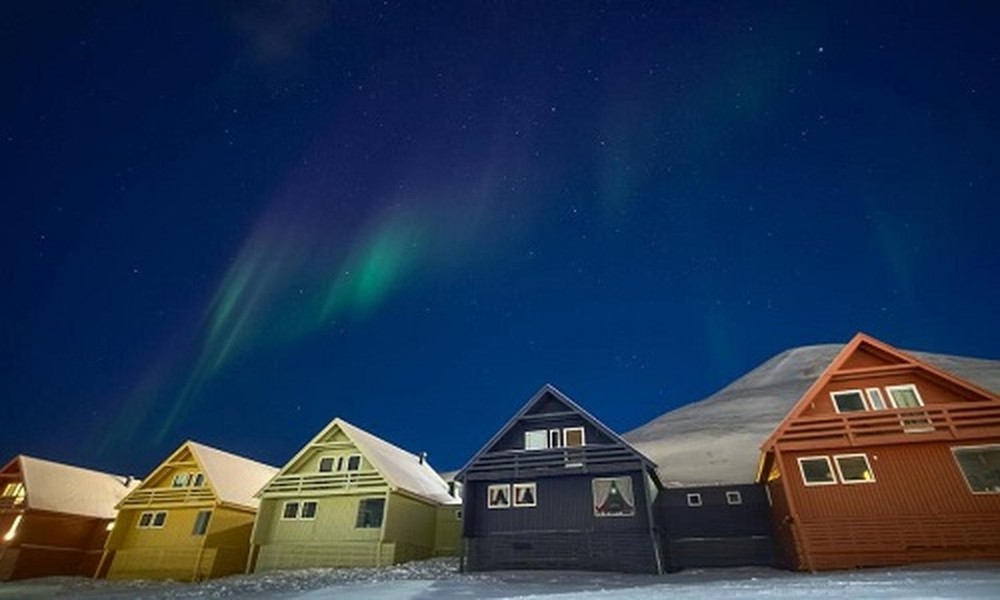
(263, 471), (385, 497)
(0, 496), (25, 510)
(121, 486), (215, 508)
(777, 403), (1000, 450)
(464, 445), (644, 481)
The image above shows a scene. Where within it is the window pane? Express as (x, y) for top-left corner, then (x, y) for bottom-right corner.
(799, 457), (835, 484)
(138, 513), (153, 528)
(564, 427), (585, 447)
(487, 484), (511, 509)
(152, 512), (167, 527)
(866, 389), (887, 410)
(889, 386), (922, 408)
(726, 491), (743, 505)
(192, 510), (211, 535)
(192, 473), (205, 487)
(283, 502), (300, 519)
(301, 501), (318, 519)
(172, 473), (190, 488)
(356, 498), (385, 528)
(686, 493), (702, 507)
(836, 455), (874, 482)
(346, 456), (362, 471)
(832, 391), (866, 412)
(513, 483), (536, 507)
(548, 429), (562, 448)
(954, 447), (1000, 493)
(592, 477), (635, 517)
(319, 457), (335, 473)
(524, 430), (547, 450)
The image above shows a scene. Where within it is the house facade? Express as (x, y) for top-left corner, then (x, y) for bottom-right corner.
(0, 456), (139, 580)
(99, 441), (277, 581)
(457, 384), (663, 574)
(250, 418), (460, 571)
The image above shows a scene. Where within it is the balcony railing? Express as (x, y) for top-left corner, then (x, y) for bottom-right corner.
(120, 486), (215, 508)
(463, 445), (644, 481)
(0, 496), (25, 510)
(777, 402), (1000, 450)
(262, 471), (385, 497)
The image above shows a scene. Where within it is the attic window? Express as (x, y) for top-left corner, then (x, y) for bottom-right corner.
(549, 429), (562, 448)
(356, 498), (385, 528)
(346, 455), (362, 471)
(525, 430), (548, 451)
(593, 477), (635, 517)
(319, 457), (336, 472)
(831, 390), (867, 413)
(866, 388), (888, 410)
(564, 427), (585, 447)
(1, 482), (24, 501)
(798, 456), (836, 486)
(886, 384), (923, 408)
(953, 445), (1000, 494)
(686, 493), (703, 507)
(192, 473), (205, 487)
(726, 491), (743, 505)
(172, 473), (191, 488)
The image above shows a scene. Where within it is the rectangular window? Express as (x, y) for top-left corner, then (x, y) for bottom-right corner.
(192, 473), (205, 487)
(192, 510), (211, 535)
(834, 454), (875, 483)
(548, 429), (562, 448)
(512, 482), (537, 507)
(318, 457), (336, 473)
(592, 477), (635, 517)
(356, 498), (385, 528)
(455, 509), (463, 521)
(300, 501), (318, 519)
(726, 490), (743, 505)
(686, 493), (703, 507)
(953, 446), (1000, 494)
(2, 482), (25, 499)
(151, 511), (167, 528)
(524, 430), (548, 450)
(171, 473), (191, 488)
(798, 456), (836, 486)
(487, 484), (511, 509)
(563, 427), (585, 447)
(138, 512), (153, 528)
(886, 384), (923, 408)
(346, 455), (362, 471)
(831, 390), (867, 413)
(282, 501), (300, 520)
(866, 388), (887, 410)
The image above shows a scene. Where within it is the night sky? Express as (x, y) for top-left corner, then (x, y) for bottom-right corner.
(3, 2), (998, 477)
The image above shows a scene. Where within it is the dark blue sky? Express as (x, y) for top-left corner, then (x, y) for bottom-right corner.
(2, 2), (998, 476)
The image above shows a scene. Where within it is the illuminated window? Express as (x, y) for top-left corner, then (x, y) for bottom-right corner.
(834, 454), (875, 483)
(192, 510), (211, 535)
(798, 456), (836, 486)
(953, 446), (1000, 494)
(487, 484), (511, 509)
(592, 477), (635, 517)
(512, 483), (537, 507)
(686, 493), (702, 507)
(356, 498), (385, 528)
(726, 490), (743, 505)
(524, 430), (547, 450)
(831, 390), (866, 413)
(2, 482), (25, 499)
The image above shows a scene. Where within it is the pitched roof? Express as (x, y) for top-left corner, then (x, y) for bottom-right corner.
(186, 441), (278, 510)
(624, 338), (1000, 487)
(4, 455), (140, 519)
(456, 383), (657, 481)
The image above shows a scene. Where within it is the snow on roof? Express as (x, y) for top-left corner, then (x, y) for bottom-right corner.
(187, 442), (278, 510)
(336, 419), (459, 506)
(624, 344), (1000, 487)
(13, 455), (140, 519)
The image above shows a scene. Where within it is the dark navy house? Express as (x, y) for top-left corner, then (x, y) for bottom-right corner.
(456, 384), (663, 574)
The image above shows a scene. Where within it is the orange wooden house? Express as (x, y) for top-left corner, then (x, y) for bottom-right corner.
(759, 333), (1000, 570)
(0, 455), (139, 580)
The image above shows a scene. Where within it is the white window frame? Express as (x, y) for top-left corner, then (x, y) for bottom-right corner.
(548, 429), (562, 448)
(834, 453), (876, 484)
(281, 501), (301, 520)
(487, 484), (511, 509)
(865, 388), (887, 410)
(171, 472), (191, 488)
(830, 389), (867, 413)
(524, 430), (548, 451)
(951, 444), (1000, 495)
(726, 490), (743, 505)
(797, 456), (837, 486)
(512, 482), (537, 508)
(886, 383), (924, 408)
(563, 426), (586, 447)
(345, 454), (363, 471)
(686, 492), (703, 507)
(300, 500), (318, 520)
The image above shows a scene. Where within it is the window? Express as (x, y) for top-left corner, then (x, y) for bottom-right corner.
(356, 498), (385, 528)
(192, 510), (211, 535)
(171, 473), (191, 488)
(346, 455), (362, 471)
(592, 477), (635, 517)
(726, 490), (743, 505)
(2, 482), (25, 499)
(3, 515), (22, 542)
(563, 427), (585, 447)
(549, 429), (562, 448)
(455, 509), (463, 521)
(282, 501), (300, 520)
(866, 388), (887, 410)
(525, 430), (548, 450)
(953, 446), (1000, 493)
(138, 512), (154, 528)
(487, 484), (511, 509)
(831, 390), (867, 413)
(512, 483), (537, 507)
(319, 457), (336, 472)
(686, 493), (703, 507)
(798, 456), (836, 485)
(835, 454), (875, 483)
(886, 384), (923, 408)
(151, 512), (167, 528)
(192, 473), (205, 487)
(301, 501), (318, 519)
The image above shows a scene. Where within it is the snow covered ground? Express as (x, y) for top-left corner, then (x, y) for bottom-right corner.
(2, 558), (999, 599)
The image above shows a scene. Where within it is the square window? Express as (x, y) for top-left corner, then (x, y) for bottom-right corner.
(835, 454), (875, 483)
(319, 457), (336, 473)
(548, 429), (562, 448)
(151, 512), (167, 528)
(192, 510), (211, 535)
(346, 455), (362, 471)
(726, 491), (743, 505)
(301, 501), (318, 519)
(356, 498), (385, 528)
(831, 390), (867, 413)
(686, 493), (703, 507)
(798, 456), (836, 485)
(887, 384), (923, 408)
(524, 430), (548, 451)
(592, 477), (635, 517)
(563, 427), (585, 447)
(953, 446), (1000, 493)
(282, 501), (300, 520)
(171, 473), (191, 488)
(487, 484), (511, 509)
(138, 512), (153, 528)
(866, 388), (887, 410)
(512, 483), (537, 507)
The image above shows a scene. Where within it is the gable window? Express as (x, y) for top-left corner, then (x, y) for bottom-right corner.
(686, 493), (703, 507)
(886, 384), (923, 408)
(953, 446), (1000, 493)
(192, 473), (205, 487)
(525, 430), (548, 451)
(549, 429), (562, 448)
(866, 388), (887, 410)
(592, 477), (635, 517)
(282, 501), (300, 520)
(151, 511), (167, 528)
(192, 510), (211, 535)
(512, 483), (537, 507)
(138, 512), (154, 528)
(831, 390), (867, 413)
(487, 484), (511, 509)
(171, 473), (191, 488)
(319, 457), (336, 473)
(356, 498), (385, 528)
(834, 454), (875, 483)
(300, 501), (318, 519)
(1, 482), (25, 504)
(346, 455), (362, 471)
(726, 490), (743, 505)
(563, 427), (585, 447)
(798, 456), (836, 486)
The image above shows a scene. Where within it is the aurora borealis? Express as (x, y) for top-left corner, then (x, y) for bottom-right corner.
(2, 2), (998, 474)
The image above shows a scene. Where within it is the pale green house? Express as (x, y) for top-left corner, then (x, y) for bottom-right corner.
(249, 418), (461, 571)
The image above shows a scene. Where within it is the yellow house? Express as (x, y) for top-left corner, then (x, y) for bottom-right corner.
(250, 418), (461, 571)
(99, 441), (278, 581)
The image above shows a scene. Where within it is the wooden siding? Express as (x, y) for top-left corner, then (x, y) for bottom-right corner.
(466, 531), (658, 573)
(434, 504), (462, 556)
(0, 510), (111, 580)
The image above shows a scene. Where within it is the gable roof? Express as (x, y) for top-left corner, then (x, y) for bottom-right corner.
(624, 335), (1000, 487)
(3, 455), (140, 519)
(456, 383), (657, 481)
(262, 418), (458, 506)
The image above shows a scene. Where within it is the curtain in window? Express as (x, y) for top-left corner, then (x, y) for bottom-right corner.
(592, 477), (635, 516)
